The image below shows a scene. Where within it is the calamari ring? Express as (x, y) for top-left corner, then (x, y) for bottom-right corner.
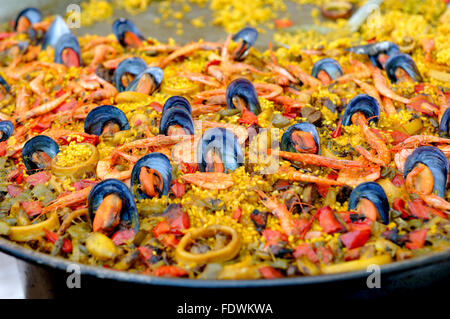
(51, 143), (99, 180)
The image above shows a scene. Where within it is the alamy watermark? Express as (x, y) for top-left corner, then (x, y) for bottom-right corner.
(66, 263), (81, 288)
(366, 264), (381, 289)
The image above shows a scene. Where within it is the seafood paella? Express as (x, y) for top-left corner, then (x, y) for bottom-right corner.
(0, 0), (449, 280)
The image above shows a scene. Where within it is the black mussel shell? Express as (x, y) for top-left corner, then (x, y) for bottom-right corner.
(42, 15), (70, 49)
(130, 153), (172, 200)
(14, 8), (42, 31)
(114, 57), (148, 92)
(348, 182), (390, 224)
(0, 75), (10, 93)
(347, 41), (399, 69)
(0, 121), (14, 142)
(54, 33), (81, 66)
(162, 95), (192, 114)
(311, 58), (343, 80)
(159, 106), (194, 136)
(22, 135), (59, 173)
(226, 78), (261, 115)
(88, 179), (139, 233)
(126, 67), (163, 94)
(385, 53), (422, 83)
(403, 146), (448, 198)
(84, 105), (130, 136)
(113, 18), (144, 48)
(232, 27), (258, 61)
(280, 122), (321, 154)
(342, 94), (380, 126)
(198, 127), (244, 173)
(439, 108), (450, 137)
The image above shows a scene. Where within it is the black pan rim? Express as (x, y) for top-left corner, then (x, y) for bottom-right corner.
(1, 236), (449, 288)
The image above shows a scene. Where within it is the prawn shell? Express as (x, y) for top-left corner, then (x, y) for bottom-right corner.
(130, 153), (172, 200)
(42, 15), (70, 49)
(114, 57), (148, 92)
(14, 8), (42, 31)
(311, 58), (343, 80)
(159, 106), (194, 136)
(439, 108), (450, 137)
(232, 27), (258, 61)
(22, 135), (59, 174)
(198, 127), (244, 173)
(348, 182), (390, 224)
(385, 53), (423, 83)
(112, 18), (145, 48)
(54, 33), (82, 66)
(88, 179), (139, 233)
(403, 146), (448, 198)
(84, 105), (130, 136)
(346, 41), (399, 69)
(281, 122), (321, 154)
(126, 67), (163, 93)
(226, 78), (261, 115)
(0, 75), (11, 93)
(342, 94), (380, 126)
(162, 96), (192, 114)
(0, 120), (14, 142)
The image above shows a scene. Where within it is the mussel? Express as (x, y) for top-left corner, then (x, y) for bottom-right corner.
(113, 18), (144, 49)
(42, 15), (70, 49)
(346, 41), (399, 69)
(403, 146), (448, 198)
(280, 122), (321, 154)
(348, 182), (390, 224)
(22, 135), (59, 174)
(130, 153), (172, 200)
(54, 33), (81, 67)
(14, 8), (42, 32)
(198, 127), (244, 173)
(385, 53), (422, 83)
(88, 178), (139, 234)
(0, 120), (14, 142)
(311, 58), (343, 82)
(159, 96), (194, 136)
(342, 94), (380, 126)
(226, 78), (261, 115)
(232, 27), (258, 61)
(126, 67), (163, 95)
(84, 105), (130, 136)
(114, 57), (148, 92)
(0, 75), (11, 94)
(439, 108), (450, 137)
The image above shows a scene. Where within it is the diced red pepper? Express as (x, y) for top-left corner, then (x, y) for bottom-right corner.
(338, 211), (352, 224)
(0, 32), (16, 41)
(293, 243), (319, 263)
(153, 265), (187, 277)
(238, 108), (258, 126)
(25, 171), (51, 186)
(340, 229), (371, 249)
(73, 179), (98, 191)
(274, 18), (293, 28)
(0, 141), (7, 156)
(44, 229), (60, 244)
(62, 238), (73, 253)
(282, 112), (299, 119)
(170, 182), (186, 198)
(54, 89), (66, 98)
(167, 211), (190, 233)
(317, 246), (333, 264)
(393, 198), (410, 218)
(347, 220), (372, 232)
(405, 229), (428, 250)
(262, 229), (288, 247)
(205, 59), (221, 74)
(414, 84), (426, 93)
(344, 247), (361, 261)
(138, 246), (153, 262)
(259, 266), (284, 279)
(408, 198), (447, 220)
(152, 220), (171, 237)
(318, 206), (344, 234)
(7, 184), (24, 198)
(150, 101), (163, 112)
(7, 168), (24, 184)
(392, 173), (405, 187)
(111, 229), (135, 246)
(181, 162), (198, 174)
(159, 234), (180, 248)
(331, 119), (342, 138)
(21, 201), (42, 217)
(316, 184), (329, 197)
(232, 207), (242, 222)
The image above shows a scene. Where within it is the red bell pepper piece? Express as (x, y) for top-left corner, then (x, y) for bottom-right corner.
(111, 229), (135, 246)
(44, 229), (60, 244)
(205, 59), (221, 74)
(274, 18), (293, 28)
(259, 266), (284, 279)
(181, 162), (198, 174)
(318, 206), (344, 234)
(331, 119), (342, 138)
(168, 211), (190, 233)
(344, 248), (361, 261)
(170, 182), (186, 198)
(54, 89), (66, 98)
(159, 234), (179, 248)
(238, 108), (258, 126)
(338, 211), (352, 223)
(393, 198), (410, 218)
(232, 207), (242, 222)
(7, 168), (24, 184)
(262, 229), (288, 247)
(408, 199), (447, 219)
(138, 246), (153, 262)
(152, 220), (171, 237)
(293, 243), (319, 263)
(21, 201), (42, 217)
(62, 238), (73, 253)
(347, 220), (372, 232)
(405, 229), (427, 250)
(317, 246), (333, 264)
(0, 141), (7, 156)
(73, 179), (98, 191)
(25, 171), (51, 186)
(7, 184), (24, 198)
(340, 229), (371, 249)
(153, 265), (187, 277)
(392, 173), (405, 187)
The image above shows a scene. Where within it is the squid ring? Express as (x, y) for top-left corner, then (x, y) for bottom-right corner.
(51, 143), (99, 180)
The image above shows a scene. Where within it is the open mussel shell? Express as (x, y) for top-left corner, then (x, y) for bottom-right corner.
(14, 7), (42, 32)
(439, 108), (450, 137)
(198, 127), (244, 173)
(403, 146), (448, 198)
(114, 57), (148, 92)
(232, 27), (258, 61)
(84, 105), (130, 136)
(42, 15), (70, 49)
(88, 179), (139, 233)
(311, 58), (343, 80)
(348, 182), (390, 224)
(126, 67), (163, 94)
(130, 153), (172, 200)
(0, 75), (11, 93)
(54, 33), (82, 67)
(385, 53), (423, 83)
(342, 94), (380, 126)
(0, 121), (14, 142)
(280, 122), (321, 154)
(346, 41), (399, 69)
(159, 105), (194, 136)
(113, 18), (144, 48)
(22, 135), (59, 174)
(226, 78), (261, 115)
